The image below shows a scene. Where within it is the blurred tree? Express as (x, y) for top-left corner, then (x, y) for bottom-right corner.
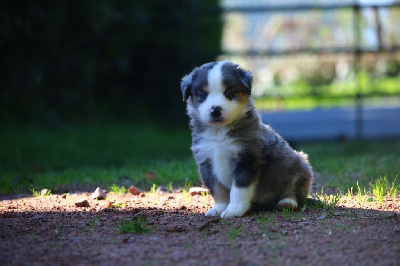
(0, 0), (221, 125)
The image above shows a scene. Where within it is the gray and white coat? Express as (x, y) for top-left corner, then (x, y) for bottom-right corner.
(181, 61), (313, 218)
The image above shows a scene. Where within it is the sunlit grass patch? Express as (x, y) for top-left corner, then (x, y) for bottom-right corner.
(108, 184), (127, 195)
(370, 176), (399, 204)
(29, 188), (51, 198)
(314, 188), (342, 209)
(312, 175), (399, 209)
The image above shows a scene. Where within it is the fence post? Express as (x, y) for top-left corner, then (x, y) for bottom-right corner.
(373, 6), (383, 51)
(353, 3), (363, 139)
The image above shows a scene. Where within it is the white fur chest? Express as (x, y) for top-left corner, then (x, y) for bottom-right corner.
(192, 127), (240, 189)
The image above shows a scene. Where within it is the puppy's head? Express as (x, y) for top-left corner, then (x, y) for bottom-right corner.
(181, 61), (253, 126)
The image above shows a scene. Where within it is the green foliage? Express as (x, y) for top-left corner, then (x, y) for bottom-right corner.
(347, 186), (354, 200)
(390, 177), (400, 202)
(0, 124), (197, 194)
(1, 124), (399, 199)
(55, 225), (63, 235)
(111, 202), (126, 209)
(299, 140), (400, 190)
(281, 207), (295, 218)
(200, 191), (208, 197)
(370, 176), (399, 203)
(118, 217), (152, 234)
(166, 182), (174, 193)
(149, 184), (157, 194)
(355, 181), (369, 206)
(29, 188), (42, 198)
(109, 184), (126, 195)
(182, 189), (190, 203)
(315, 187), (341, 209)
(256, 213), (276, 224)
(255, 69), (400, 111)
(227, 226), (242, 241)
(0, 0), (221, 125)
(29, 188), (51, 198)
(312, 176), (399, 208)
(90, 217), (99, 230)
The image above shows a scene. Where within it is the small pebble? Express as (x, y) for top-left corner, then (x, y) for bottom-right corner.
(129, 186), (142, 196)
(91, 187), (107, 200)
(156, 186), (168, 194)
(188, 187), (209, 196)
(75, 200), (90, 208)
(40, 189), (50, 196)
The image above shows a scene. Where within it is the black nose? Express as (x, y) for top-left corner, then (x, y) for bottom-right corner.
(210, 106), (222, 117)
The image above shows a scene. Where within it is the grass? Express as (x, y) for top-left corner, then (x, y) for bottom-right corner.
(254, 73), (400, 111)
(182, 189), (190, 203)
(314, 188), (341, 209)
(149, 184), (157, 194)
(117, 217), (152, 234)
(111, 201), (126, 209)
(369, 175), (399, 203)
(227, 226), (242, 241)
(29, 188), (51, 198)
(0, 124), (197, 194)
(300, 140), (400, 191)
(109, 184), (126, 195)
(281, 207), (295, 218)
(256, 213), (276, 225)
(311, 175), (400, 208)
(0, 124), (399, 198)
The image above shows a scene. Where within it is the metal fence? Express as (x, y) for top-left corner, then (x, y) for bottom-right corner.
(216, 1), (400, 140)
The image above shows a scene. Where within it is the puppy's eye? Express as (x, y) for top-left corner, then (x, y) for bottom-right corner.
(198, 92), (208, 102)
(224, 89), (235, 100)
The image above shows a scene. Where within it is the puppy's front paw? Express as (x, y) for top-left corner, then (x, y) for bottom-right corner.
(205, 203), (229, 217)
(220, 203), (249, 219)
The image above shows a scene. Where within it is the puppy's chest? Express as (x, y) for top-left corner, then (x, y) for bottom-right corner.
(193, 129), (240, 188)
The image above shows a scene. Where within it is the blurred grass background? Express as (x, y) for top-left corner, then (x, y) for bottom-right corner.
(1, 124), (399, 195)
(254, 73), (400, 110)
(1, 1), (399, 196)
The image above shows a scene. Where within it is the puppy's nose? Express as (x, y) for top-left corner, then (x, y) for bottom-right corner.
(210, 106), (222, 117)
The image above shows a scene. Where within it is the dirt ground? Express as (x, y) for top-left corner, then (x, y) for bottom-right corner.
(1, 187), (399, 266)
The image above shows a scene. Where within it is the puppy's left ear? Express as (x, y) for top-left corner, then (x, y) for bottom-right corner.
(181, 72), (194, 101)
(237, 67), (253, 95)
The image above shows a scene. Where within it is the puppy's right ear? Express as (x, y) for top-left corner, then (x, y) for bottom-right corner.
(181, 71), (194, 101)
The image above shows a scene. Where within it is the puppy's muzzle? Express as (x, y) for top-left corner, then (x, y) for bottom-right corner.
(210, 106), (222, 118)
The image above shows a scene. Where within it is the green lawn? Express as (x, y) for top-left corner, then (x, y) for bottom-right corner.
(254, 73), (400, 111)
(302, 140), (400, 190)
(0, 124), (197, 194)
(1, 124), (399, 195)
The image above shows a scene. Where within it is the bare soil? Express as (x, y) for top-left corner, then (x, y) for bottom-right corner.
(1, 188), (399, 266)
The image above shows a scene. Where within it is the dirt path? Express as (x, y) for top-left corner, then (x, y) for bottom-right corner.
(1, 190), (399, 265)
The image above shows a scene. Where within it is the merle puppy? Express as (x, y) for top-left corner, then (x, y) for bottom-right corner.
(181, 61), (313, 218)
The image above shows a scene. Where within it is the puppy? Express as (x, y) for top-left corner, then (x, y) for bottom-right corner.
(181, 61), (313, 218)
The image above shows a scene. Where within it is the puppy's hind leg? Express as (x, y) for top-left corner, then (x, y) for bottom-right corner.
(277, 177), (298, 210)
(277, 170), (313, 210)
(205, 181), (230, 216)
(295, 167), (313, 207)
(277, 153), (313, 210)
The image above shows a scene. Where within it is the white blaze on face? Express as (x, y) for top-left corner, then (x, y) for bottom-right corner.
(198, 62), (246, 126)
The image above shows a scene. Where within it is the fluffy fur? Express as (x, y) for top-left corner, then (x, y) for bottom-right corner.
(181, 61), (313, 218)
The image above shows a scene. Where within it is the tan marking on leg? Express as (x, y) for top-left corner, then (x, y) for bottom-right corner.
(277, 198), (298, 210)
